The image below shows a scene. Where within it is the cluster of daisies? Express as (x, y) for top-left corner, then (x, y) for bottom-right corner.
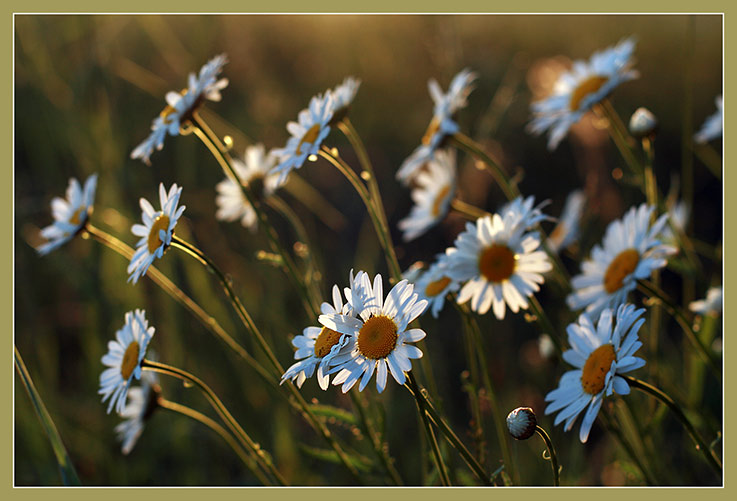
(32, 35), (723, 461)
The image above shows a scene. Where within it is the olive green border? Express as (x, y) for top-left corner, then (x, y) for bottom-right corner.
(6, 2), (731, 499)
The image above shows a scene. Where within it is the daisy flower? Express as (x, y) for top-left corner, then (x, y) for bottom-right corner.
(689, 286), (722, 316)
(115, 371), (160, 455)
(329, 76), (361, 123)
(396, 68), (477, 184)
(499, 195), (553, 230)
(280, 285), (354, 390)
(694, 95), (723, 143)
(445, 211), (553, 320)
(411, 255), (460, 318)
(272, 92), (334, 185)
(131, 54), (229, 165)
(528, 38), (639, 150)
(36, 174), (98, 255)
(320, 272), (428, 393)
(397, 148), (457, 242)
(127, 183), (186, 284)
(545, 303), (646, 443)
(99, 309), (155, 415)
(661, 200), (689, 246)
(567, 204), (677, 318)
(215, 144), (281, 232)
(547, 190), (586, 253)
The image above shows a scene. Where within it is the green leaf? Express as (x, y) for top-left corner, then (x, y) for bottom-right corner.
(14, 345), (81, 486)
(308, 404), (358, 426)
(298, 444), (372, 472)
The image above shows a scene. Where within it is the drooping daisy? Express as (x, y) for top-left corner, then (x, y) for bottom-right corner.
(215, 144), (281, 232)
(99, 309), (155, 415)
(528, 38), (639, 150)
(689, 286), (722, 316)
(115, 371), (160, 455)
(280, 285), (355, 390)
(567, 204), (677, 318)
(694, 95), (723, 144)
(396, 68), (477, 184)
(329, 76), (361, 123)
(128, 183), (186, 284)
(320, 272), (428, 393)
(661, 200), (690, 246)
(131, 54), (229, 165)
(445, 211), (553, 319)
(272, 92), (334, 185)
(411, 255), (460, 318)
(499, 195), (553, 231)
(547, 190), (586, 253)
(545, 303), (646, 443)
(36, 174), (98, 255)
(397, 148), (457, 242)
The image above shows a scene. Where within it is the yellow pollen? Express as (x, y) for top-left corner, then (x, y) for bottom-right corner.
(581, 344), (616, 395)
(358, 315), (398, 360)
(147, 215), (171, 254)
(603, 248), (640, 294)
(478, 245), (516, 283)
(421, 117), (441, 146)
(297, 124), (322, 155)
(569, 75), (609, 112)
(120, 341), (140, 381)
(432, 185), (451, 217)
(69, 207), (85, 226)
(313, 327), (343, 358)
(425, 276), (452, 297)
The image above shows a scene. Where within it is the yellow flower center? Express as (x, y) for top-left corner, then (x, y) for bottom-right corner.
(569, 75), (609, 112)
(297, 124), (322, 155)
(478, 244), (516, 283)
(120, 341), (140, 381)
(425, 276), (452, 297)
(581, 343), (616, 395)
(147, 214), (171, 254)
(159, 88), (192, 124)
(313, 327), (343, 358)
(432, 185), (451, 217)
(69, 207), (85, 226)
(358, 315), (398, 360)
(421, 117), (441, 146)
(603, 248), (640, 294)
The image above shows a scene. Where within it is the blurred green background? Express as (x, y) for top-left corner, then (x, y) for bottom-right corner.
(15, 15), (722, 486)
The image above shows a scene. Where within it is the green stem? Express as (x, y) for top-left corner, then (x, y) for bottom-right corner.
(450, 132), (519, 200)
(450, 198), (491, 221)
(142, 360), (287, 485)
(597, 100), (644, 178)
(642, 138), (662, 387)
(624, 375), (722, 476)
(168, 235), (362, 482)
(528, 296), (564, 355)
(534, 425), (559, 486)
(599, 409), (656, 485)
(158, 398), (272, 485)
(637, 280), (720, 381)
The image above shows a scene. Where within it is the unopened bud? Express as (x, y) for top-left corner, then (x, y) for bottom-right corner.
(629, 107), (658, 138)
(506, 407), (537, 440)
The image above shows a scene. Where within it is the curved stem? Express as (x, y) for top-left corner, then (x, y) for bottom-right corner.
(534, 426), (560, 486)
(623, 375), (722, 476)
(142, 360), (287, 485)
(168, 235), (362, 482)
(158, 398), (272, 485)
(450, 198), (491, 221)
(450, 132), (519, 200)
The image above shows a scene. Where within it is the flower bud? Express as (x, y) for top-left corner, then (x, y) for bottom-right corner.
(506, 406), (537, 440)
(629, 107), (658, 138)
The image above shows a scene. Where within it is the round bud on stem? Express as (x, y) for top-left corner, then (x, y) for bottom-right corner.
(506, 406), (537, 440)
(629, 107), (658, 138)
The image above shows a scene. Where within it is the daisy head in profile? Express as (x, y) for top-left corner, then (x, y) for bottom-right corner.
(547, 190), (586, 254)
(445, 208), (552, 320)
(545, 304), (646, 442)
(398, 148), (457, 242)
(694, 95), (723, 144)
(689, 286), (722, 316)
(36, 174), (98, 255)
(99, 309), (155, 415)
(127, 183), (186, 284)
(131, 54), (228, 165)
(280, 284), (355, 390)
(271, 91), (334, 185)
(319, 271), (428, 393)
(528, 38), (639, 150)
(411, 254), (460, 319)
(396, 68), (477, 184)
(566, 203), (676, 318)
(115, 370), (160, 455)
(329, 76), (361, 124)
(215, 144), (282, 232)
